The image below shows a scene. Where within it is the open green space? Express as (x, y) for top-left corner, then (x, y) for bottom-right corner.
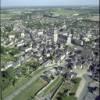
(3, 76), (28, 98)
(62, 96), (77, 100)
(1, 54), (16, 62)
(13, 78), (47, 100)
(38, 76), (63, 97)
(54, 78), (81, 100)
(2, 67), (44, 98)
(70, 78), (81, 93)
(3, 65), (55, 99)
(52, 9), (78, 17)
(1, 46), (20, 63)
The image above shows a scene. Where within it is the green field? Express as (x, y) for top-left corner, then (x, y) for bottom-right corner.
(62, 96), (77, 100)
(53, 78), (81, 100)
(3, 64), (56, 100)
(13, 78), (47, 100)
(38, 76), (63, 97)
(52, 9), (78, 17)
(2, 67), (44, 98)
(3, 77), (28, 98)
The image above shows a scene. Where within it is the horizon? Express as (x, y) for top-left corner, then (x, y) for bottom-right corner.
(1, 0), (99, 8)
(1, 5), (98, 9)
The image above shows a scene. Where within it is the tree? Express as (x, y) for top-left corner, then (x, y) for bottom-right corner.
(1, 46), (6, 54)
(26, 60), (40, 70)
(5, 25), (13, 32)
(9, 48), (19, 56)
(2, 67), (16, 87)
(12, 78), (17, 86)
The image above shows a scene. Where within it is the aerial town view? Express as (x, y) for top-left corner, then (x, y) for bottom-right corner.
(0, 0), (99, 100)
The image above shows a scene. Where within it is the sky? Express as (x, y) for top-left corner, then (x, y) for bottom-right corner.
(1, 0), (99, 7)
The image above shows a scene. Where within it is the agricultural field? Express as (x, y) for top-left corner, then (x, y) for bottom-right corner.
(37, 76), (63, 98)
(13, 78), (48, 100)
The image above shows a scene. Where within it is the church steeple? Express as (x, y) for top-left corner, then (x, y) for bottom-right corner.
(54, 27), (58, 43)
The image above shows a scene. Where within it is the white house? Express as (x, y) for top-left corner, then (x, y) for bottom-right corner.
(25, 47), (32, 53)
(66, 34), (72, 45)
(21, 32), (25, 38)
(38, 31), (43, 36)
(50, 69), (57, 76)
(9, 35), (15, 41)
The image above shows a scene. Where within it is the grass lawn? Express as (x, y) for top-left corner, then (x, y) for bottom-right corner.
(62, 96), (77, 100)
(13, 78), (47, 100)
(2, 67), (44, 98)
(1, 54), (15, 62)
(0, 86), (2, 100)
(53, 9), (78, 16)
(54, 78), (81, 100)
(39, 76), (63, 97)
(3, 64), (55, 99)
(3, 77), (28, 97)
(70, 78), (81, 93)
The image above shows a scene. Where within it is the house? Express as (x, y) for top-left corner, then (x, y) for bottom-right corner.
(49, 69), (57, 76)
(21, 32), (25, 38)
(1, 61), (14, 71)
(54, 29), (58, 43)
(71, 39), (84, 46)
(83, 37), (90, 42)
(43, 68), (57, 78)
(66, 34), (72, 45)
(46, 53), (50, 57)
(25, 47), (32, 53)
(40, 75), (51, 83)
(38, 31), (43, 36)
(60, 54), (66, 61)
(64, 72), (77, 79)
(9, 35), (15, 41)
(43, 71), (52, 78)
(42, 60), (53, 67)
(57, 33), (68, 44)
(17, 42), (25, 47)
(55, 66), (63, 74)
(6, 61), (13, 68)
